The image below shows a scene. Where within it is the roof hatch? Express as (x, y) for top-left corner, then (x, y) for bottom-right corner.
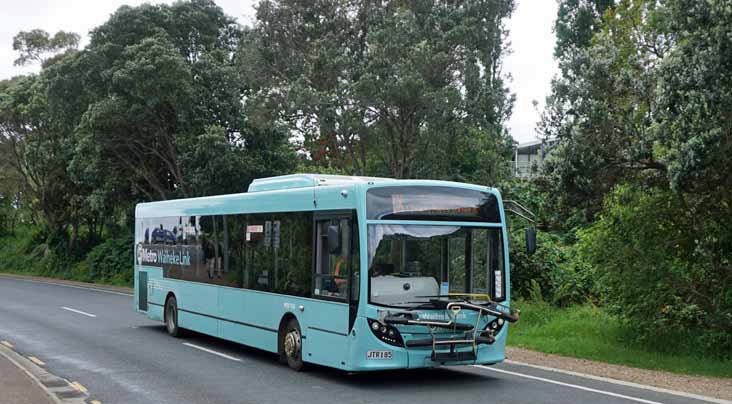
(247, 174), (388, 193)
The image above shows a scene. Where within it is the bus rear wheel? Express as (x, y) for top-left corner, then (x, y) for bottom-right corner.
(282, 319), (305, 371)
(165, 295), (183, 337)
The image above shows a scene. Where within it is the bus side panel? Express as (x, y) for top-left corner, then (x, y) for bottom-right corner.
(167, 280), (219, 337)
(218, 288), (278, 353)
(299, 300), (350, 369)
(305, 328), (348, 368)
(218, 288), (351, 368)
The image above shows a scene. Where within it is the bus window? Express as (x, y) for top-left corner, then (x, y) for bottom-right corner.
(314, 218), (353, 299)
(275, 213), (312, 297)
(368, 225), (503, 307)
(245, 216), (273, 291)
(199, 215), (228, 280)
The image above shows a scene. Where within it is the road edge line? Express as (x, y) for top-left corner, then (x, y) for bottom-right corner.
(61, 306), (98, 318)
(0, 273), (133, 296)
(183, 342), (243, 362)
(0, 343), (88, 404)
(501, 359), (732, 404)
(475, 365), (664, 404)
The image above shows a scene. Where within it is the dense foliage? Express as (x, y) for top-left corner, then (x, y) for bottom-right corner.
(534, 0), (732, 357)
(0, 1), (297, 278)
(240, 0), (515, 180)
(0, 1), (515, 285)
(579, 185), (732, 354)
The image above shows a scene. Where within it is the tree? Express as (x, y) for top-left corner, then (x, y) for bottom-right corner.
(74, 0), (293, 204)
(12, 29), (80, 67)
(1, 1), (295, 253)
(0, 73), (81, 244)
(241, 0), (515, 180)
(76, 34), (197, 200)
(538, 0), (665, 224)
(539, 0), (732, 354)
(554, 0), (614, 63)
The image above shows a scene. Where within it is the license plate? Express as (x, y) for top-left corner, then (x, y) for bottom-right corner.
(366, 350), (393, 360)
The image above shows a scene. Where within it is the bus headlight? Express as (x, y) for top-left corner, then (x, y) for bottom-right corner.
(484, 318), (505, 338)
(367, 319), (404, 347)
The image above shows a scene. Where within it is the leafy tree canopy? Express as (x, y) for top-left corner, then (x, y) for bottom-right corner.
(12, 29), (80, 67)
(241, 0), (515, 180)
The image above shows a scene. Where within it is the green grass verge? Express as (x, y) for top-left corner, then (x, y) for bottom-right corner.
(507, 300), (732, 378)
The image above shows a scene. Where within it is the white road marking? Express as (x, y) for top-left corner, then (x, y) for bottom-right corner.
(70, 381), (88, 393)
(183, 343), (242, 362)
(502, 360), (732, 404)
(28, 356), (45, 366)
(475, 365), (665, 404)
(61, 306), (97, 318)
(0, 276), (132, 296)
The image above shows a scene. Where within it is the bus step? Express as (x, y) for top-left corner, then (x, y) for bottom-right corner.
(431, 351), (477, 362)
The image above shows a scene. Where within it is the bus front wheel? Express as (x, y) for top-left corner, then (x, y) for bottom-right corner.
(282, 319), (305, 371)
(165, 295), (183, 337)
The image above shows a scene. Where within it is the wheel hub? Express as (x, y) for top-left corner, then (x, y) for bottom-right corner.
(284, 330), (301, 358)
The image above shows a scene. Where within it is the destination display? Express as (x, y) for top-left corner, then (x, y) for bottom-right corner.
(366, 186), (501, 222)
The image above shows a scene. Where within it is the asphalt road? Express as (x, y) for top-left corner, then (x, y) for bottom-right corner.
(0, 276), (715, 404)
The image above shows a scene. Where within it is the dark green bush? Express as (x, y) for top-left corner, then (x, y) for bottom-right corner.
(84, 235), (134, 286)
(509, 228), (594, 306)
(578, 184), (732, 358)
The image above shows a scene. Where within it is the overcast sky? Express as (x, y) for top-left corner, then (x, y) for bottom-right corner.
(0, 0), (557, 144)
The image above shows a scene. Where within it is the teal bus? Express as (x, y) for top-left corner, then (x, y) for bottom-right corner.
(134, 174), (521, 371)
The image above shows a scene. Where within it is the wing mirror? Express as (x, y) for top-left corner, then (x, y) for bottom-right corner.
(525, 227), (537, 255)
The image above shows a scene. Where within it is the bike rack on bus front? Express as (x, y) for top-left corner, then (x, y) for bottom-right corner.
(383, 300), (519, 362)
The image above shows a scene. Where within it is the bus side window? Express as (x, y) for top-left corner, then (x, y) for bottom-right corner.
(314, 218), (352, 300)
(245, 216), (272, 291)
(274, 213), (312, 297)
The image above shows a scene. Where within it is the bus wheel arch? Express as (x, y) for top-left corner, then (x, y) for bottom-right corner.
(278, 314), (305, 371)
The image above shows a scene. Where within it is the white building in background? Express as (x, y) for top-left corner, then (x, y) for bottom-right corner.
(510, 138), (555, 179)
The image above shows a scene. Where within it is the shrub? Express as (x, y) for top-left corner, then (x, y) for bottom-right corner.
(509, 228), (594, 306)
(578, 184), (732, 357)
(84, 235), (134, 286)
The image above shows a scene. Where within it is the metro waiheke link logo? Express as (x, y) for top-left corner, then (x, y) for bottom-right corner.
(136, 243), (191, 266)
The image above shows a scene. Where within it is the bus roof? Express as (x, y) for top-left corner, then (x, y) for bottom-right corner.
(247, 174), (391, 192)
(135, 174), (500, 218)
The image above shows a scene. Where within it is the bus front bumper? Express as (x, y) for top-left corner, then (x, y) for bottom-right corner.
(345, 317), (507, 371)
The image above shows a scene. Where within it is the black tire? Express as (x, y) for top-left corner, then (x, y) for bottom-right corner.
(165, 296), (183, 337)
(281, 318), (305, 371)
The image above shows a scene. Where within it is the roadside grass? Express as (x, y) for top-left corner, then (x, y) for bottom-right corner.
(507, 300), (732, 379)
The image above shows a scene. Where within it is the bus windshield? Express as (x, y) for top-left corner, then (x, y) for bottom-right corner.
(367, 224), (504, 308)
